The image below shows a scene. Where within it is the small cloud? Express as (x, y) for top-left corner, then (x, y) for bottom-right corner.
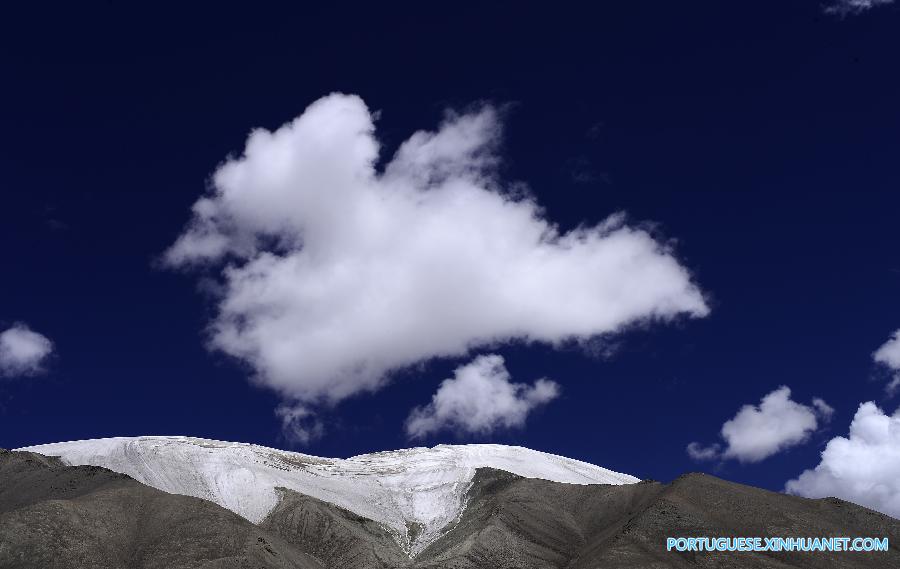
(874, 330), (900, 395)
(686, 442), (721, 461)
(812, 397), (835, 420)
(687, 386), (832, 463)
(875, 331), (900, 367)
(824, 0), (894, 15)
(405, 354), (559, 439)
(275, 403), (324, 446)
(0, 324), (54, 378)
(786, 401), (900, 518)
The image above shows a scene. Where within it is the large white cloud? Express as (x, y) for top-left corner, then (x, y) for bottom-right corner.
(687, 386), (832, 463)
(165, 93), (708, 410)
(825, 0), (894, 14)
(0, 324), (54, 377)
(786, 402), (900, 519)
(874, 330), (900, 395)
(405, 354), (559, 439)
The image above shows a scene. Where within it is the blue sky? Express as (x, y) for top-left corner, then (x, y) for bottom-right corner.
(2, 1), (899, 512)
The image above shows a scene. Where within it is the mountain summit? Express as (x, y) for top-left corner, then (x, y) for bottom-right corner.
(17, 436), (637, 555)
(8, 438), (899, 568)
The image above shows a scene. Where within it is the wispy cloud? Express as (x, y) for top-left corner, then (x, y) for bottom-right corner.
(274, 403), (324, 446)
(825, 0), (894, 15)
(686, 441), (721, 461)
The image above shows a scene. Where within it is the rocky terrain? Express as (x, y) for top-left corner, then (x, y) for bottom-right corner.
(0, 449), (322, 568)
(2, 445), (898, 568)
(16, 436), (638, 555)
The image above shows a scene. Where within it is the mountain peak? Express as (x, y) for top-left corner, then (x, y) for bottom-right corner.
(17, 436), (638, 555)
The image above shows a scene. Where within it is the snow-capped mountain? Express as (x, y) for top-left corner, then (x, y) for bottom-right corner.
(18, 436), (638, 555)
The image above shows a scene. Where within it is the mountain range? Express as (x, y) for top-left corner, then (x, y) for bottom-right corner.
(2, 436), (898, 568)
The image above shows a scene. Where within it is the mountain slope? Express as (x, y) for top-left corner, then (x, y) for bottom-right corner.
(18, 436), (638, 554)
(0, 449), (322, 569)
(412, 468), (900, 569)
(260, 487), (409, 568)
(3, 447), (898, 568)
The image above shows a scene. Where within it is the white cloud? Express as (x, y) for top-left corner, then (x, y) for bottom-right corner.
(165, 93), (708, 412)
(687, 386), (832, 463)
(812, 397), (835, 420)
(274, 403), (324, 446)
(786, 401), (900, 518)
(875, 330), (900, 395)
(874, 330), (900, 369)
(686, 441), (721, 461)
(825, 0), (894, 15)
(405, 354), (559, 439)
(0, 324), (54, 377)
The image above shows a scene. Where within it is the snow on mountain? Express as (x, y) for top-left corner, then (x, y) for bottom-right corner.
(18, 436), (639, 555)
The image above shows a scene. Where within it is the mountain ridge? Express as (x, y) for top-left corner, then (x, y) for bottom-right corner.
(16, 435), (638, 555)
(3, 447), (898, 568)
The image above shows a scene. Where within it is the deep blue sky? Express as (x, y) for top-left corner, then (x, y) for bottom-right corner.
(2, 2), (899, 493)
